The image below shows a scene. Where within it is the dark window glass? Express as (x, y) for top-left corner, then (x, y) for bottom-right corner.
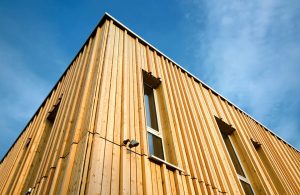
(241, 180), (255, 195)
(222, 132), (246, 177)
(144, 84), (158, 131)
(148, 132), (164, 160)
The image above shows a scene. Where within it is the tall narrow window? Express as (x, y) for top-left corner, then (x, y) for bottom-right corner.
(216, 117), (254, 195)
(144, 83), (165, 160)
(143, 71), (165, 160)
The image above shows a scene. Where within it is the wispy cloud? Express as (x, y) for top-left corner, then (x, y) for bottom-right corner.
(180, 0), (300, 149)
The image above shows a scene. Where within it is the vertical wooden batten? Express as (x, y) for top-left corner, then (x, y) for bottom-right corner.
(1, 13), (299, 195)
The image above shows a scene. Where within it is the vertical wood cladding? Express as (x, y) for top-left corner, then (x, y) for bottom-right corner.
(1, 14), (299, 195)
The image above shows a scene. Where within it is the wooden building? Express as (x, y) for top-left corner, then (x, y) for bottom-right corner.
(0, 13), (299, 195)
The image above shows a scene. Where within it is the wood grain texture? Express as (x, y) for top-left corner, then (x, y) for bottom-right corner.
(0, 14), (299, 195)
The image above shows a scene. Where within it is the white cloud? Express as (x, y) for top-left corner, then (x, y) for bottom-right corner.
(180, 0), (300, 149)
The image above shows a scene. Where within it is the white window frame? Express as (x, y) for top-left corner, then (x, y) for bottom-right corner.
(144, 83), (166, 160)
(227, 135), (255, 194)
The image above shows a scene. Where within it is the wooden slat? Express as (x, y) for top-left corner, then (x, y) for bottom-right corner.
(100, 141), (113, 194)
(161, 164), (172, 195)
(2, 15), (299, 195)
(155, 164), (164, 195)
(85, 135), (106, 194)
(110, 144), (121, 195)
(150, 162), (158, 195)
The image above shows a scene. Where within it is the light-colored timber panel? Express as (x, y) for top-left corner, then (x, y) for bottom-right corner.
(156, 56), (184, 170)
(11, 81), (63, 194)
(183, 75), (212, 186)
(49, 45), (88, 193)
(41, 57), (80, 193)
(232, 107), (277, 194)
(1, 14), (299, 195)
(191, 78), (234, 193)
(0, 123), (31, 192)
(164, 60), (197, 178)
(51, 39), (94, 194)
(13, 89), (61, 194)
(217, 92), (275, 194)
(63, 22), (109, 194)
(24, 63), (69, 194)
(244, 112), (295, 194)
(196, 85), (230, 193)
(174, 68), (205, 183)
(21, 87), (62, 193)
(255, 119), (298, 194)
(185, 74), (228, 192)
(67, 132), (89, 194)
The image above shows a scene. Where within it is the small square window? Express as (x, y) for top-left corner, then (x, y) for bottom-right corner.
(148, 132), (164, 160)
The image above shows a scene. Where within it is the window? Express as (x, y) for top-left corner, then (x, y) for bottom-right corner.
(47, 101), (60, 122)
(142, 70), (165, 160)
(142, 70), (182, 172)
(222, 132), (254, 195)
(25, 138), (32, 148)
(216, 117), (254, 195)
(144, 83), (165, 160)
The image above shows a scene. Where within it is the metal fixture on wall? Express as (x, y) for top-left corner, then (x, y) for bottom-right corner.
(123, 139), (130, 146)
(122, 139), (139, 148)
(129, 140), (139, 148)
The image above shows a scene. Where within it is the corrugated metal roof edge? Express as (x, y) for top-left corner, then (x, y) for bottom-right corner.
(1, 12), (298, 164)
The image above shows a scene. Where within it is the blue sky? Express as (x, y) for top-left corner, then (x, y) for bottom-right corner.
(0, 0), (299, 159)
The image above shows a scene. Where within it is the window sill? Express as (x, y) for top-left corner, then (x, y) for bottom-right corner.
(148, 155), (184, 173)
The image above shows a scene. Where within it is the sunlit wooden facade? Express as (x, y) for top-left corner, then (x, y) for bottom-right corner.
(1, 13), (299, 195)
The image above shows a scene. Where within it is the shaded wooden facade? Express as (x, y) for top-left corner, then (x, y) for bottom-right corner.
(0, 13), (299, 195)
